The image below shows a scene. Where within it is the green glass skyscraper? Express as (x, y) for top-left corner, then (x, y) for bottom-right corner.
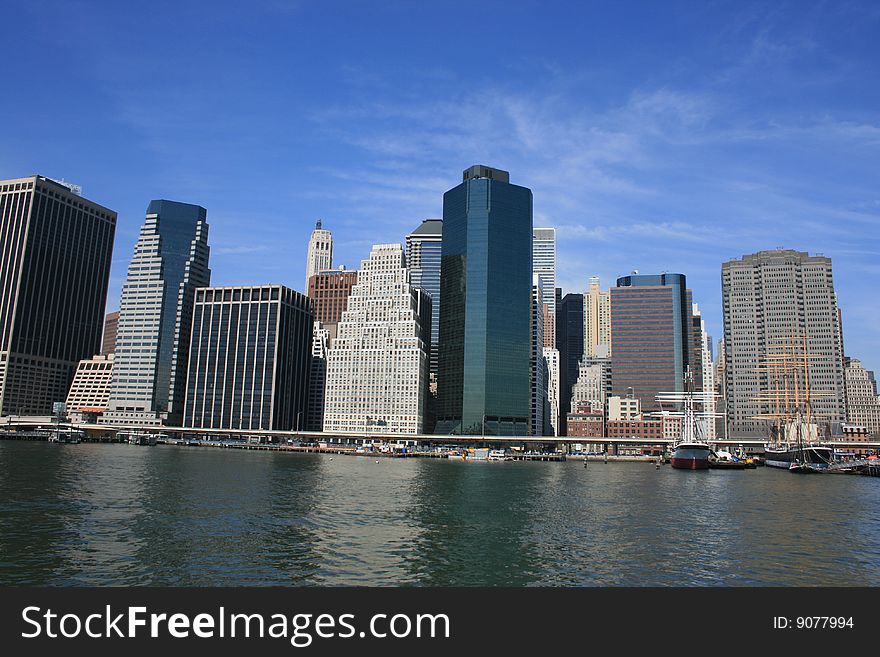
(436, 165), (533, 436)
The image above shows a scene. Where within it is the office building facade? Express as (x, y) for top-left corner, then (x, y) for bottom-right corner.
(102, 200), (210, 426)
(65, 353), (114, 422)
(406, 219), (443, 392)
(102, 311), (119, 355)
(0, 176), (116, 416)
(721, 249), (847, 437)
(556, 292), (584, 435)
(844, 358), (880, 436)
(436, 165), (533, 436)
(533, 227), (556, 348)
(610, 273), (694, 413)
(323, 244), (430, 435)
(183, 285), (312, 431)
(584, 276), (611, 357)
(307, 267), (357, 327)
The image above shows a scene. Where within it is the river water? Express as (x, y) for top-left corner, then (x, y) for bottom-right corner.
(1, 441), (878, 586)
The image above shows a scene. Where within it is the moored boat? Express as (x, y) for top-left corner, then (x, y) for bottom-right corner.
(672, 442), (711, 469)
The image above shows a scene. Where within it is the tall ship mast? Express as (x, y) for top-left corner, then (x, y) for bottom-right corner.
(655, 368), (723, 470)
(752, 332), (834, 470)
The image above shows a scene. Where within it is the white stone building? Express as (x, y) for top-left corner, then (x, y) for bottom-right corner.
(305, 220), (333, 292)
(322, 244), (430, 435)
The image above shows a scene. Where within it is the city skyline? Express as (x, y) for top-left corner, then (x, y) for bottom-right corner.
(1, 2), (878, 374)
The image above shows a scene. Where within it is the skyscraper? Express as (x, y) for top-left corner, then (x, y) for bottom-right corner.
(543, 347), (560, 436)
(610, 273), (694, 413)
(305, 220), (332, 292)
(692, 303), (716, 440)
(436, 165), (533, 436)
(530, 277), (546, 436)
(584, 276), (611, 357)
(844, 358), (880, 436)
(323, 244), (430, 435)
(183, 285), (313, 431)
(533, 228), (557, 348)
(0, 176), (116, 416)
(306, 321), (331, 432)
(102, 200), (210, 426)
(406, 219), (443, 393)
(722, 249), (846, 436)
(556, 292), (584, 435)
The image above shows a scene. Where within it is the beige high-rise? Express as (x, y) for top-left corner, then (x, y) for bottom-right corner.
(584, 276), (611, 357)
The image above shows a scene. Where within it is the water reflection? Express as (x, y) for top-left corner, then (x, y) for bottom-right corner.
(1, 442), (879, 586)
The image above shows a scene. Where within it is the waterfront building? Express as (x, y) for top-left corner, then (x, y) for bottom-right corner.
(307, 267), (357, 328)
(323, 244), (430, 435)
(306, 321), (331, 432)
(65, 353), (114, 423)
(584, 277), (611, 357)
(533, 228), (557, 348)
(721, 250), (847, 437)
(102, 311), (119, 355)
(566, 401), (604, 439)
(304, 220), (333, 292)
(435, 165), (532, 436)
(556, 292), (585, 435)
(844, 358), (880, 436)
(714, 338), (728, 439)
(530, 278), (546, 436)
(0, 176), (116, 416)
(406, 219), (442, 433)
(610, 273), (695, 413)
(183, 285), (313, 431)
(543, 347), (560, 436)
(101, 200), (210, 427)
(607, 395), (640, 421)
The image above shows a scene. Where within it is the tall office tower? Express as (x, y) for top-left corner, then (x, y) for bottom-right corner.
(584, 276), (611, 357)
(406, 219), (443, 394)
(183, 285), (312, 431)
(65, 353), (114, 423)
(844, 358), (880, 436)
(323, 244), (430, 434)
(102, 200), (210, 427)
(0, 176), (116, 416)
(436, 165), (533, 436)
(306, 321), (331, 432)
(692, 303), (716, 440)
(529, 278), (546, 436)
(543, 347), (560, 436)
(307, 267), (357, 329)
(610, 273), (694, 413)
(533, 228), (557, 348)
(102, 311), (119, 355)
(304, 220), (333, 292)
(555, 292), (584, 436)
(721, 249), (847, 437)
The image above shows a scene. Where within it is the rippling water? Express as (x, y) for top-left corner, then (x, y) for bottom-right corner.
(1, 441), (879, 586)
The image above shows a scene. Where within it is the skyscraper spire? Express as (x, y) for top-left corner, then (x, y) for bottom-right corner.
(305, 220), (333, 292)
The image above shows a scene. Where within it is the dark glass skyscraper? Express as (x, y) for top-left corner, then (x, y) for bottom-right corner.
(406, 219), (442, 383)
(183, 285), (313, 431)
(103, 200), (210, 426)
(436, 165), (532, 436)
(556, 292), (584, 436)
(0, 176), (116, 416)
(610, 273), (694, 412)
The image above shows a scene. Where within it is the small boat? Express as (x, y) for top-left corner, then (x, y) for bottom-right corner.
(789, 461), (822, 474)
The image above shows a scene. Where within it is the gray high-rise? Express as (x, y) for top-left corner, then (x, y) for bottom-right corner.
(435, 165), (533, 436)
(406, 219), (442, 384)
(721, 249), (846, 437)
(102, 200), (210, 426)
(0, 176), (116, 416)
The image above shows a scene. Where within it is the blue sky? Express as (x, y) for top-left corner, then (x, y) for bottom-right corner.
(2, 1), (879, 371)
